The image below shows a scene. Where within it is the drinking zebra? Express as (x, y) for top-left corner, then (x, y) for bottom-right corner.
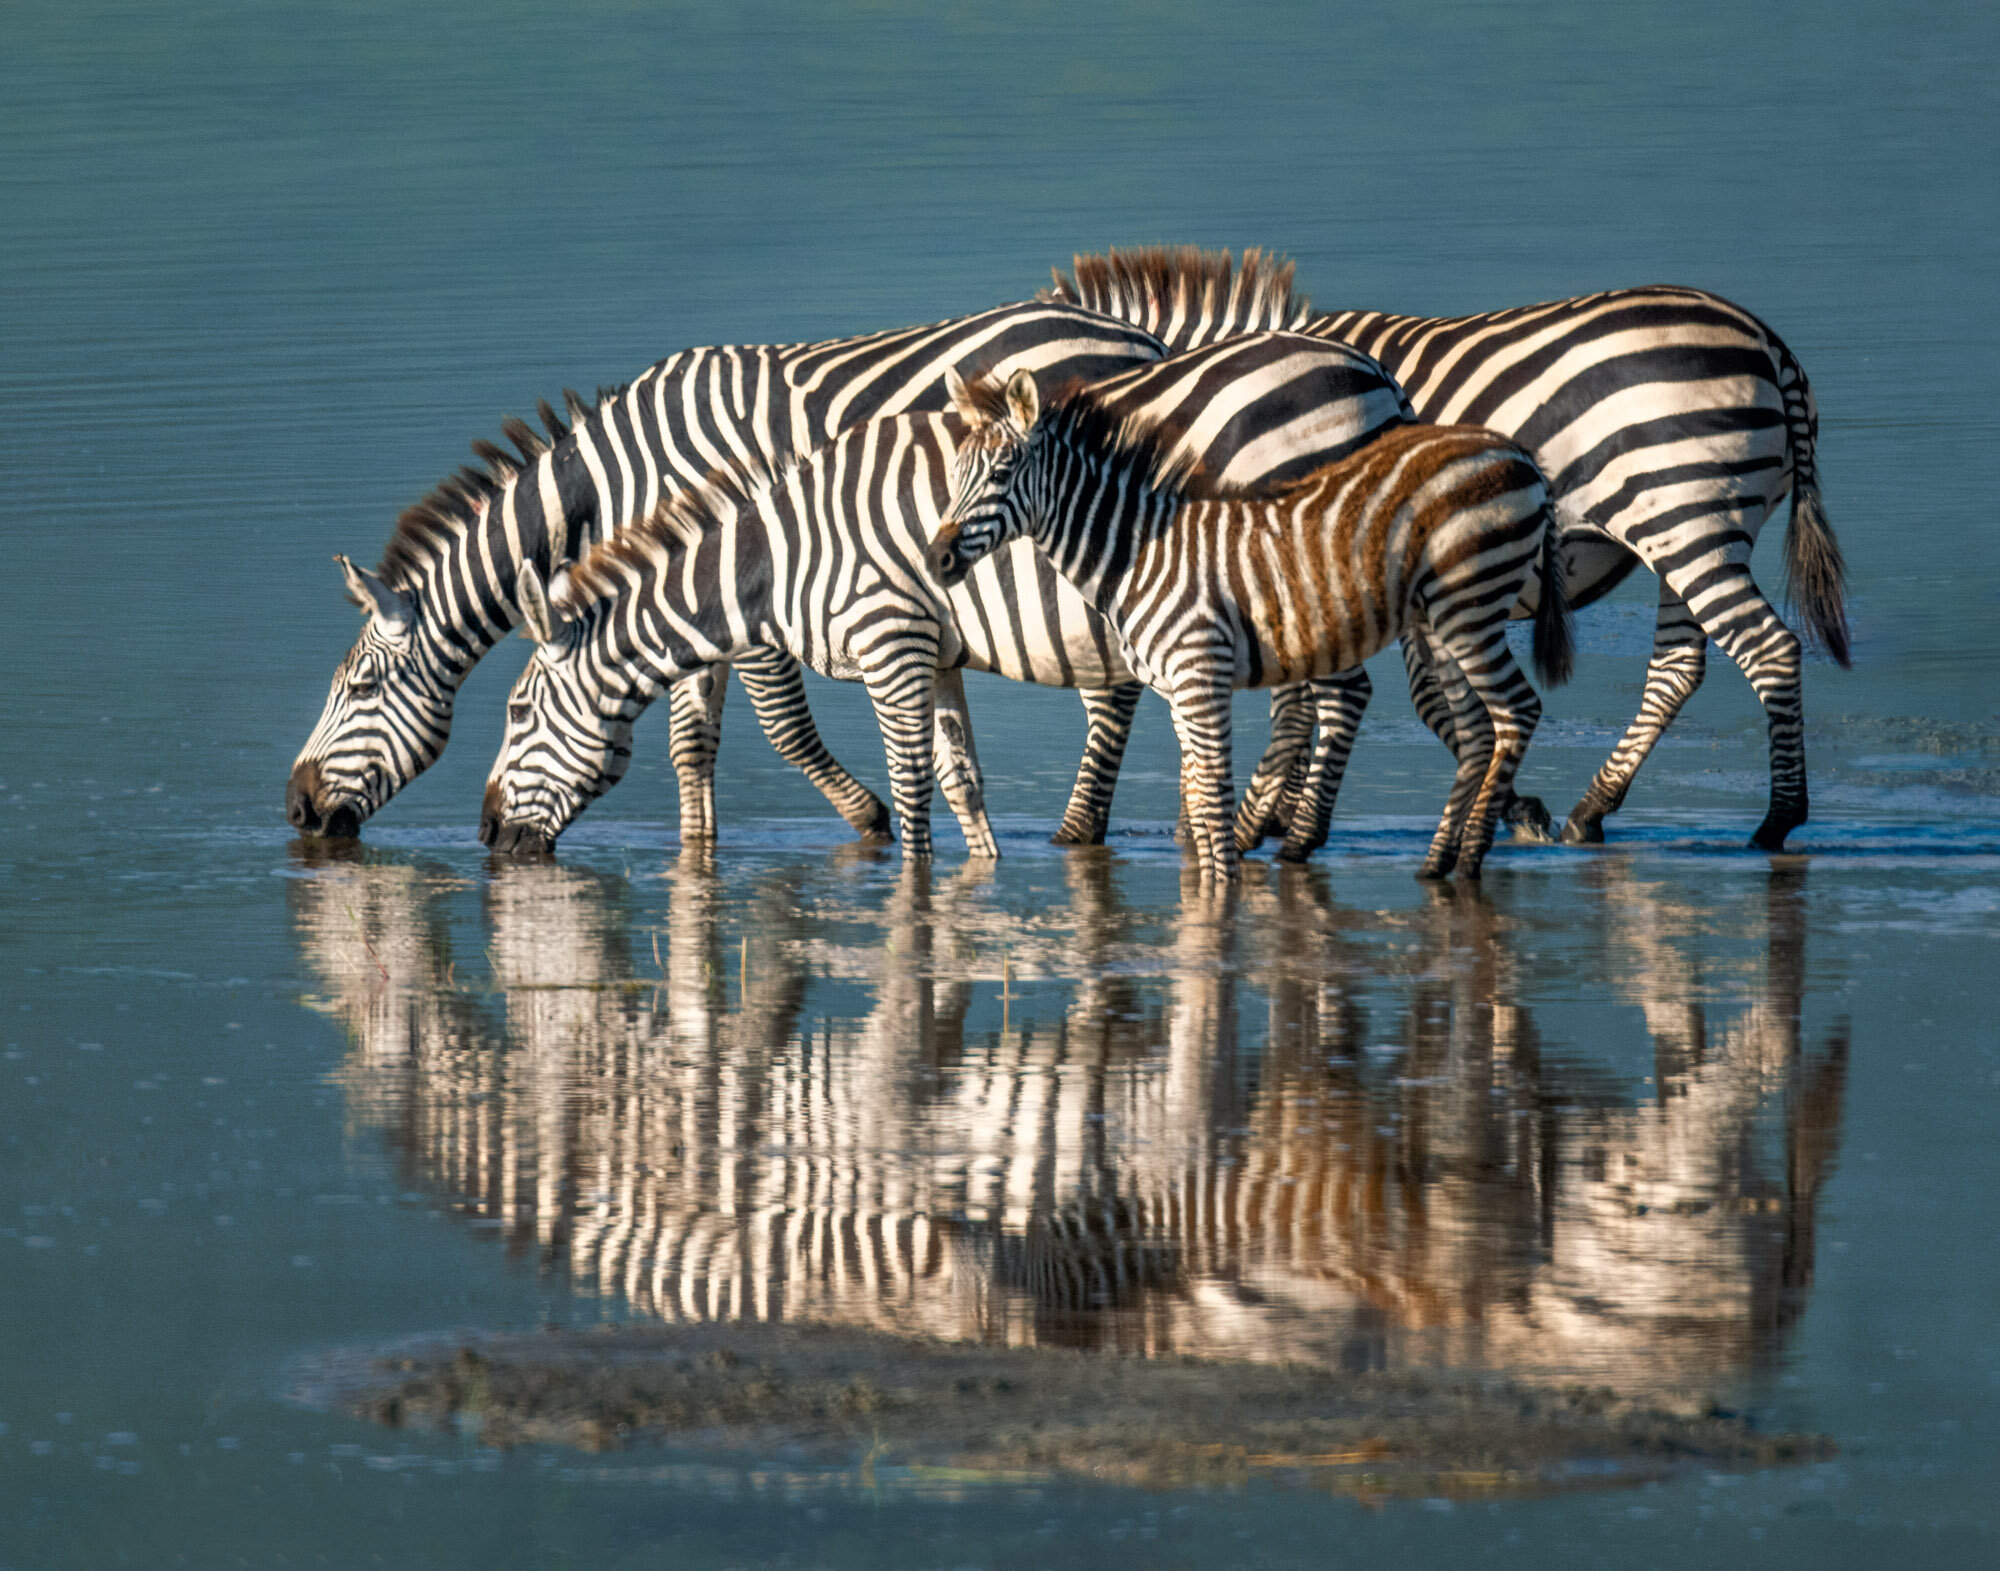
(1046, 248), (1847, 851)
(285, 300), (1168, 844)
(925, 370), (1574, 881)
(479, 331), (1418, 859)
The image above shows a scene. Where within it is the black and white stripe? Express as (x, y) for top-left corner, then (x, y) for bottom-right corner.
(1048, 250), (1847, 851)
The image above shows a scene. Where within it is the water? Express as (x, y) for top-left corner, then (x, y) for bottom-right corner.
(4, 1), (1999, 1564)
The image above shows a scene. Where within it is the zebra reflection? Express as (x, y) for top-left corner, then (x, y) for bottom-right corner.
(292, 848), (1845, 1402)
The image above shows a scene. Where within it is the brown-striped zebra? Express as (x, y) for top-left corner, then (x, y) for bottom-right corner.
(1046, 247), (1849, 851)
(926, 371), (1574, 881)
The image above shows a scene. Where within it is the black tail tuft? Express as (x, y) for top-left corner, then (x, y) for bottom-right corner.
(1532, 512), (1575, 688)
(1785, 480), (1851, 668)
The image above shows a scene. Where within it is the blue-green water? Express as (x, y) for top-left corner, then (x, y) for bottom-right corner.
(4, 2), (1999, 1566)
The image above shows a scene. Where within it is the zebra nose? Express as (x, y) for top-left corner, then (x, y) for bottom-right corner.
(287, 763), (323, 833)
(478, 782), (503, 847)
(924, 538), (960, 584)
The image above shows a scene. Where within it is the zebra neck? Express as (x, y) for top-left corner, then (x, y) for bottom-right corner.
(629, 500), (780, 686)
(1032, 449), (1171, 615)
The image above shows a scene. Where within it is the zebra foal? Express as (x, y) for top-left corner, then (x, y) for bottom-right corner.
(925, 371), (1573, 882)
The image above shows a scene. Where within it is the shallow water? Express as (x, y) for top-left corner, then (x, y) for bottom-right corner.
(5, 2), (2000, 1566)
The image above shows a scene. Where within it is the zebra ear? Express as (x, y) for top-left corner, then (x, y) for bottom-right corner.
(547, 559), (576, 609)
(1003, 369), (1041, 432)
(336, 555), (414, 634)
(517, 562), (563, 649)
(945, 366), (980, 422)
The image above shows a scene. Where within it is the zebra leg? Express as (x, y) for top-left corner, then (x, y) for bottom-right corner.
(1053, 682), (1143, 846)
(732, 646), (894, 841)
(1233, 683), (1318, 851)
(1561, 582), (1708, 845)
(931, 667), (999, 860)
(1412, 627), (1493, 880)
(862, 654), (941, 860)
(1272, 668), (1373, 863)
(1446, 640), (1543, 881)
(1166, 667), (1238, 883)
(1404, 631), (1551, 843)
(1656, 560), (1808, 851)
(666, 665), (727, 843)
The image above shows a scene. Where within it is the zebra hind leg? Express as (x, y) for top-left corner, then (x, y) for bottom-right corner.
(931, 668), (999, 859)
(666, 666), (728, 843)
(1656, 561), (1808, 851)
(1234, 683), (1318, 852)
(733, 646), (893, 841)
(1433, 627), (1543, 881)
(1404, 632), (1550, 844)
(1272, 668), (1372, 863)
(1561, 582), (1707, 845)
(1053, 683), (1143, 846)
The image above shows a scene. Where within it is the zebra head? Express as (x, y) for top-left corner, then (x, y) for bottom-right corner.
(479, 562), (637, 856)
(288, 556), (458, 838)
(926, 367), (1045, 590)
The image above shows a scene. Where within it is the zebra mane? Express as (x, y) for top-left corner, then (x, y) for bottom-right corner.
(565, 450), (783, 609)
(957, 368), (1202, 500)
(1041, 247), (1312, 349)
(375, 386), (616, 590)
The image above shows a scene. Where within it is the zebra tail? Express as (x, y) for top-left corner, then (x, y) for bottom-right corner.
(1531, 506), (1575, 688)
(1784, 477), (1851, 670)
(1773, 333), (1852, 669)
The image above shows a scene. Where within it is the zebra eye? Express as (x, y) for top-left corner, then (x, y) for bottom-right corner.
(508, 702), (534, 723)
(347, 677), (379, 699)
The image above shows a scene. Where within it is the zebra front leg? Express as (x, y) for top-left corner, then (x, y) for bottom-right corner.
(1233, 683), (1317, 851)
(666, 665), (728, 843)
(1561, 582), (1707, 845)
(862, 655), (941, 861)
(1273, 667), (1372, 863)
(1053, 682), (1143, 846)
(930, 668), (999, 860)
(1166, 666), (1238, 883)
(733, 646), (893, 841)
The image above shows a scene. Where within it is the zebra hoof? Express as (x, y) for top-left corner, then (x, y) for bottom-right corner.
(1416, 855), (1454, 882)
(1051, 824), (1108, 847)
(850, 801), (894, 843)
(1559, 811), (1605, 846)
(1749, 816), (1801, 853)
(1506, 794), (1556, 844)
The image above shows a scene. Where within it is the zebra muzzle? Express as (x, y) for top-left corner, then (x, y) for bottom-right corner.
(923, 536), (965, 587)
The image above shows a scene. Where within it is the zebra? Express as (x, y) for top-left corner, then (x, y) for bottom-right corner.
(924, 369), (1574, 882)
(478, 330), (1419, 860)
(285, 300), (1171, 845)
(1045, 248), (1848, 851)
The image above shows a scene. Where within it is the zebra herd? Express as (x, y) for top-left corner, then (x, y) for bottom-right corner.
(288, 248), (1847, 878)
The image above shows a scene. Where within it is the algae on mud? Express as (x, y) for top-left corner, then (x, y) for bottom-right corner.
(288, 1320), (1830, 1497)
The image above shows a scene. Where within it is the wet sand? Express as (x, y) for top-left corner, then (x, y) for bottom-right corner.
(288, 1320), (1829, 1497)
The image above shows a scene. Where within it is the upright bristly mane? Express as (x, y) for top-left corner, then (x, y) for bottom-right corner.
(956, 369), (1200, 501)
(564, 449), (783, 609)
(1041, 247), (1312, 350)
(375, 386), (618, 591)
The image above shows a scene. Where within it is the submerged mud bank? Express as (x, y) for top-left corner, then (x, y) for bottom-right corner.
(287, 1321), (1830, 1497)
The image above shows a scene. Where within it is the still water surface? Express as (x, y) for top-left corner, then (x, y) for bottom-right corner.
(4, 2), (1999, 1566)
